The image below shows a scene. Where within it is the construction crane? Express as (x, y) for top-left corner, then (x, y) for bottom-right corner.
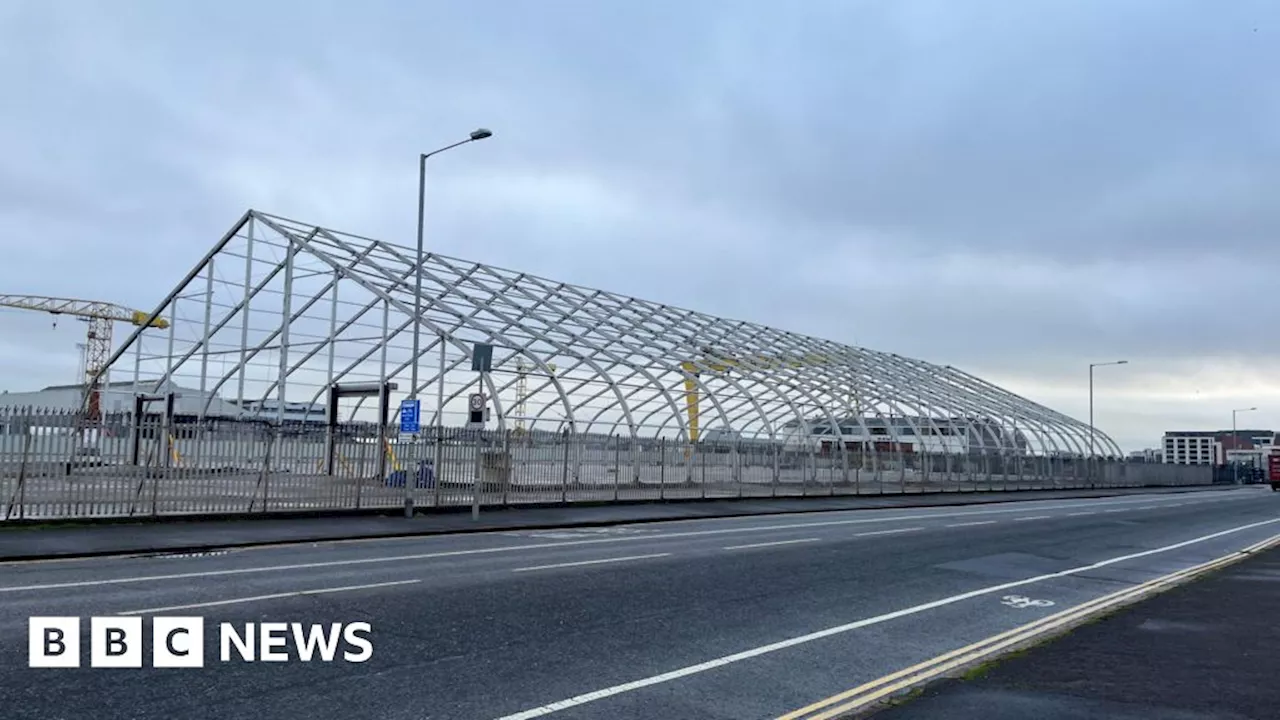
(512, 356), (555, 435)
(514, 357), (530, 435)
(0, 295), (169, 420)
(681, 346), (834, 444)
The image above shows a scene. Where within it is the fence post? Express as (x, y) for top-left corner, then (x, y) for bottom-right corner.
(254, 428), (276, 513)
(149, 418), (163, 517)
(432, 426), (443, 509)
(732, 440), (742, 497)
(5, 430), (33, 521)
(573, 431), (583, 491)
(771, 442), (779, 497)
(700, 445), (707, 499)
(613, 434), (621, 502)
(659, 437), (666, 500)
(502, 429), (511, 507)
(561, 430), (570, 503)
(354, 430), (364, 511)
(471, 429), (483, 521)
(840, 444), (849, 494)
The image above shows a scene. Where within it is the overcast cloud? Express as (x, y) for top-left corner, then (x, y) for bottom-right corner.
(2, 0), (1278, 450)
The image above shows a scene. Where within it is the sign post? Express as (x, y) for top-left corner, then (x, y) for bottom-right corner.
(399, 399), (421, 517)
(470, 344), (493, 520)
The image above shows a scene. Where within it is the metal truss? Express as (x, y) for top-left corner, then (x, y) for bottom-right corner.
(102, 210), (1122, 458)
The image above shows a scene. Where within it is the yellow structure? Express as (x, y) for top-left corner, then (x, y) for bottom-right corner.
(681, 348), (834, 444)
(0, 295), (169, 419)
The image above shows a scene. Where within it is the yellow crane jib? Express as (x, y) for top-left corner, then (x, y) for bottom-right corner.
(0, 295), (169, 419)
(680, 350), (834, 444)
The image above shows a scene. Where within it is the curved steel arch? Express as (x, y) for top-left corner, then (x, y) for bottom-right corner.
(101, 209), (1123, 461)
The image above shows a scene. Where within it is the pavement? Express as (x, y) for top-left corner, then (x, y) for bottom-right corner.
(0, 486), (1277, 720)
(875, 535), (1280, 720)
(0, 484), (1229, 561)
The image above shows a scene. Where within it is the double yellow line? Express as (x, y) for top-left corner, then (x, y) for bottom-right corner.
(779, 532), (1280, 720)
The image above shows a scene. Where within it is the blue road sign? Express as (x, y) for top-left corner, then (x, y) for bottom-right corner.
(399, 399), (420, 434)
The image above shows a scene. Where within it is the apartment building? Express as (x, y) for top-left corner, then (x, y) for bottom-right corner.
(1162, 429), (1276, 465)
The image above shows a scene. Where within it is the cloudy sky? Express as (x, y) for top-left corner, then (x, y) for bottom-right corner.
(2, 0), (1278, 450)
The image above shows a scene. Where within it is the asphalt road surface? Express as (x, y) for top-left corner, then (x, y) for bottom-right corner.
(1, 487), (1276, 720)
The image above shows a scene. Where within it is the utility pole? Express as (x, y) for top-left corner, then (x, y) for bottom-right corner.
(405, 128), (493, 518)
(1088, 360), (1129, 486)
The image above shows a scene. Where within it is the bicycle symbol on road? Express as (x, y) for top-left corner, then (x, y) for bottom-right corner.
(1000, 594), (1055, 609)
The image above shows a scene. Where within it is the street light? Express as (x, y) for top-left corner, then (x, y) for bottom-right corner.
(1231, 406), (1258, 485)
(1088, 360), (1129, 485)
(407, 128), (493, 518)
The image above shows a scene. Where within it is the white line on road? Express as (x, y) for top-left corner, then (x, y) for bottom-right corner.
(724, 538), (821, 551)
(1067, 512), (1095, 517)
(1102, 509), (1126, 513)
(1138, 506), (1158, 510)
(854, 527), (923, 537)
(945, 521), (997, 528)
(117, 579), (421, 615)
(1014, 516), (1053, 522)
(0, 494), (1247, 593)
(511, 554), (669, 573)
(490, 516), (1280, 720)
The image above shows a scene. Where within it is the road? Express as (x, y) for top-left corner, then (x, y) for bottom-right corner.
(0, 487), (1275, 719)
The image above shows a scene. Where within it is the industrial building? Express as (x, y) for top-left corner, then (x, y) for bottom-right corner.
(0, 380), (237, 418)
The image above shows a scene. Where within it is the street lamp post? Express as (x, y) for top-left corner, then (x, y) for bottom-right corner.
(1088, 360), (1129, 486)
(1231, 406), (1258, 485)
(406, 128), (492, 518)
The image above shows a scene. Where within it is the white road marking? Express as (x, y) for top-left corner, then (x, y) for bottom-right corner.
(1000, 594), (1055, 609)
(1102, 509), (1126, 513)
(1138, 506), (1158, 510)
(1014, 516), (1053, 522)
(945, 521), (998, 528)
(116, 579), (420, 615)
(0, 493), (1247, 592)
(854, 527), (923, 537)
(724, 538), (821, 551)
(490, 516), (1280, 720)
(1067, 512), (1095, 517)
(511, 554), (669, 573)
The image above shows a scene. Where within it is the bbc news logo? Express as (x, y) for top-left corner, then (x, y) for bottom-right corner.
(29, 617), (373, 668)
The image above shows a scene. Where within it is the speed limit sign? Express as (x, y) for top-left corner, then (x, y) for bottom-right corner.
(469, 393), (485, 411)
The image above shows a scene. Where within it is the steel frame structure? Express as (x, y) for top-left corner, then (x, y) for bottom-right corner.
(101, 210), (1121, 458)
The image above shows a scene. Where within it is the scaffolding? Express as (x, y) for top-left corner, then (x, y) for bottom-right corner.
(100, 210), (1121, 458)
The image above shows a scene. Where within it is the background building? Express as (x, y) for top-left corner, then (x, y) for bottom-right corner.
(0, 380), (323, 424)
(1128, 448), (1163, 462)
(783, 415), (1034, 456)
(1162, 429), (1276, 466)
(0, 380), (239, 419)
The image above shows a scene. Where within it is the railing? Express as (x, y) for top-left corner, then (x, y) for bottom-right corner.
(0, 408), (1214, 521)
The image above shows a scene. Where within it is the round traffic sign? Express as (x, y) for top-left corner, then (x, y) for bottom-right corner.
(469, 393), (485, 411)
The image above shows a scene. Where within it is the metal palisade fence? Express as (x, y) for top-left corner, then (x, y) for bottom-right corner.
(0, 407), (1212, 521)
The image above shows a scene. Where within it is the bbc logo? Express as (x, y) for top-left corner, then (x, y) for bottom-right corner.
(29, 617), (373, 668)
(30, 617), (204, 668)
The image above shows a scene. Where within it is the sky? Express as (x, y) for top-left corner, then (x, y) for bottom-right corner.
(1, 0), (1278, 451)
